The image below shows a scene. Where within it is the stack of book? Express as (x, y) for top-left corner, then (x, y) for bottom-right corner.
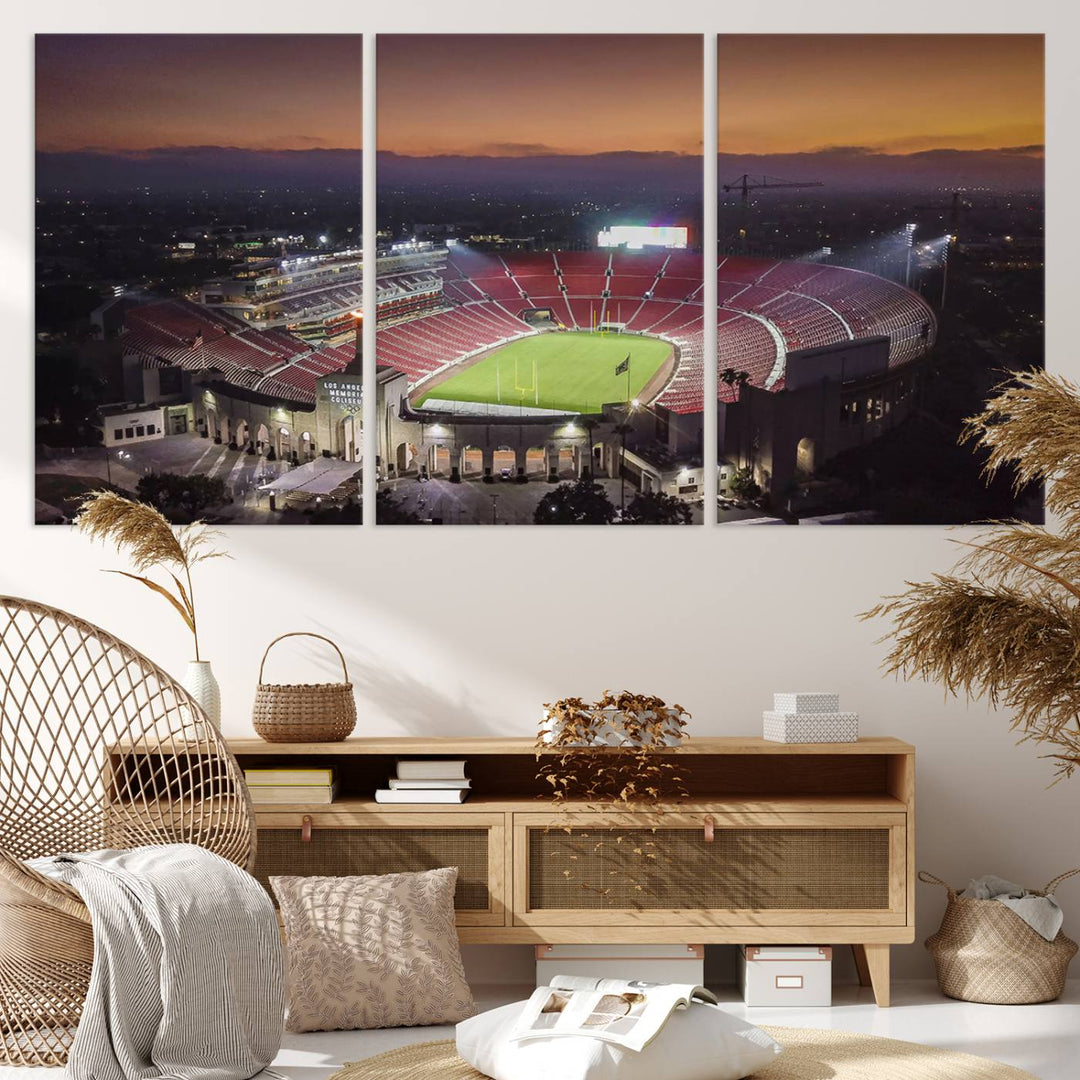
(245, 766), (338, 804)
(375, 759), (470, 803)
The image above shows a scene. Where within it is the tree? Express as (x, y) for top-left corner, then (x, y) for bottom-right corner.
(578, 417), (600, 479)
(306, 501), (362, 525)
(623, 490), (692, 525)
(534, 478), (616, 525)
(721, 369), (756, 472)
(720, 368), (751, 399)
(136, 472), (229, 520)
(35, 350), (109, 446)
(866, 370), (1080, 782)
(729, 466), (761, 501)
(375, 488), (422, 524)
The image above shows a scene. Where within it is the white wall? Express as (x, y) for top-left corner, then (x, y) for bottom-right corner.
(7, 1), (1080, 982)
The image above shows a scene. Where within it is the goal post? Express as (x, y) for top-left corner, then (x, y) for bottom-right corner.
(514, 354), (539, 406)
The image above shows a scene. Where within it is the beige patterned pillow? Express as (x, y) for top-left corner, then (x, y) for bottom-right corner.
(270, 868), (477, 1032)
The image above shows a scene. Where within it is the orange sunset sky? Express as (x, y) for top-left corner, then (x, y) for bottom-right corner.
(718, 34), (1044, 156)
(36, 34), (1042, 160)
(378, 35), (703, 157)
(36, 35), (362, 153)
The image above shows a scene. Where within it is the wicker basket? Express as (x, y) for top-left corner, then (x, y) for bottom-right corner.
(252, 632), (357, 743)
(920, 869), (1079, 1004)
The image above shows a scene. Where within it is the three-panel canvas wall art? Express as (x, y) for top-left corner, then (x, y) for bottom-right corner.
(35, 34), (1044, 525)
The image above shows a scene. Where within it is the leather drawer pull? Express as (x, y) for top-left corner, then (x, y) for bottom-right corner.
(703, 815), (715, 843)
(301, 815), (312, 842)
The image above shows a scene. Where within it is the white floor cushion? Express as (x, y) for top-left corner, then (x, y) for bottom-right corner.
(456, 999), (783, 1080)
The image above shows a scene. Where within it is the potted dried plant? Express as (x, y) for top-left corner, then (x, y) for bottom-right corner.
(75, 490), (229, 727)
(535, 692), (690, 906)
(539, 690), (687, 748)
(866, 369), (1080, 781)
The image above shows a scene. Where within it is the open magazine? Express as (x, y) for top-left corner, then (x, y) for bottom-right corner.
(508, 974), (718, 1053)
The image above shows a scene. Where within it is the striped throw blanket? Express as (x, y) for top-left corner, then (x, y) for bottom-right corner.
(31, 844), (284, 1080)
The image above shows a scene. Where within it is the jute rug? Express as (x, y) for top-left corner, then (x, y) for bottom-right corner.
(330, 1026), (1038, 1080)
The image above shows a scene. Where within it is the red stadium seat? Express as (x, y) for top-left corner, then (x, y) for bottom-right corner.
(120, 251), (935, 420)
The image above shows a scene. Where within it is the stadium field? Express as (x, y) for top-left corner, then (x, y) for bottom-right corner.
(414, 332), (672, 414)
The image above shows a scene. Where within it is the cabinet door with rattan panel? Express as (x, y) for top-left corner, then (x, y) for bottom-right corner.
(252, 811), (506, 926)
(513, 812), (907, 928)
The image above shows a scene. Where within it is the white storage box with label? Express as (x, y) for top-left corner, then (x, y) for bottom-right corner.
(738, 946), (832, 1006)
(536, 944), (704, 987)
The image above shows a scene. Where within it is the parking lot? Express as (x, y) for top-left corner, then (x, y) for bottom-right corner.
(36, 434), (293, 523)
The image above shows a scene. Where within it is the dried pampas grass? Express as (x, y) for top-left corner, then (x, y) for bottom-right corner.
(866, 368), (1080, 783)
(75, 490), (228, 661)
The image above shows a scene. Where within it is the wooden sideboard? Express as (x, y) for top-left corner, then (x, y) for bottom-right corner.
(221, 735), (914, 1007)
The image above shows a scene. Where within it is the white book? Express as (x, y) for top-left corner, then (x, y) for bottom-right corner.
(375, 788), (468, 804)
(388, 778), (471, 790)
(396, 759), (467, 781)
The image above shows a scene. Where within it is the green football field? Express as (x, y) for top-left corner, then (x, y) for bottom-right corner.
(414, 332), (671, 414)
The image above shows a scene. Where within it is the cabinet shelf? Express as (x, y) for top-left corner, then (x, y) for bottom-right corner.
(113, 733), (914, 1008)
(247, 793), (907, 814)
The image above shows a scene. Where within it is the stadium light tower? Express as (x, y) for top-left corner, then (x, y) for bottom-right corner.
(904, 224), (917, 287)
(940, 235), (955, 311)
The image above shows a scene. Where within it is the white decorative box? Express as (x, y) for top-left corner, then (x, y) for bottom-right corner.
(772, 692), (840, 715)
(763, 711), (859, 743)
(535, 944), (704, 987)
(738, 946), (832, 1007)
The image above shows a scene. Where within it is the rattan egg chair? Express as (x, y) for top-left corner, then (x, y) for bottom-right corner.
(0, 596), (256, 1067)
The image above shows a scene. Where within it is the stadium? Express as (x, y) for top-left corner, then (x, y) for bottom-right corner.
(101, 232), (937, 515)
(95, 251), (365, 516)
(374, 239), (937, 500)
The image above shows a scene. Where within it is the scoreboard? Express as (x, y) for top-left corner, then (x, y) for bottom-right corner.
(596, 225), (688, 250)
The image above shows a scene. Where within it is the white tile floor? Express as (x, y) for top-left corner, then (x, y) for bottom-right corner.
(2, 981), (1076, 1080)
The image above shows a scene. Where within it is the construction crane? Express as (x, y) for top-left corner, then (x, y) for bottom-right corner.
(913, 190), (971, 240)
(723, 174), (825, 205)
(722, 174), (824, 248)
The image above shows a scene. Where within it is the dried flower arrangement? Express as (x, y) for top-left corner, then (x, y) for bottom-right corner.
(866, 369), (1080, 782)
(538, 691), (690, 800)
(535, 692), (690, 906)
(75, 490), (228, 662)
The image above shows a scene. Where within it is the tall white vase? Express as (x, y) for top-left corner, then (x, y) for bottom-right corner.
(182, 660), (221, 730)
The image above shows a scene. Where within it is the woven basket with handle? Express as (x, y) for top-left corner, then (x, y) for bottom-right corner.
(252, 632), (357, 743)
(920, 868), (1079, 1004)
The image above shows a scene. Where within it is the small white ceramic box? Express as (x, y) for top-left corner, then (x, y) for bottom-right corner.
(772, 692), (840, 715)
(535, 944), (704, 987)
(762, 711), (859, 743)
(738, 946), (832, 1007)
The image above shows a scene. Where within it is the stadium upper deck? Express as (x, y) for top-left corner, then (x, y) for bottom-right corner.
(374, 248), (936, 414)
(115, 247), (936, 416)
(120, 298), (354, 405)
(200, 250), (362, 340)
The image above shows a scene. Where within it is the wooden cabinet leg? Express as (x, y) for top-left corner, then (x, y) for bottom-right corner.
(858, 943), (890, 1007)
(851, 944), (872, 987)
